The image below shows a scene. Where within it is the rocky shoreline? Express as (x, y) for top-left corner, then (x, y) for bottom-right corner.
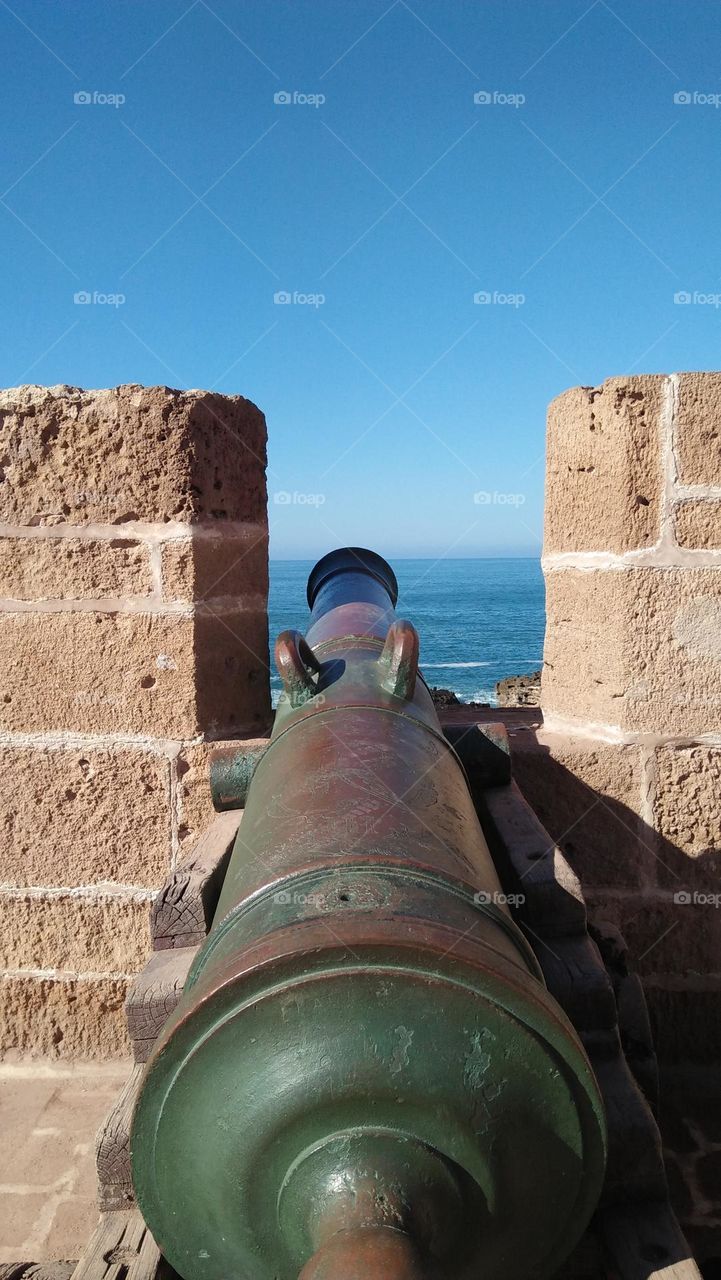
(429, 669), (540, 711)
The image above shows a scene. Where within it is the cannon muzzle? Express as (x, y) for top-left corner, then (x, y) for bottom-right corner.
(131, 548), (606, 1280)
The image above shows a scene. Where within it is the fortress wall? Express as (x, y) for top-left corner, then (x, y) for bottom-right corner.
(516, 371), (721, 1246)
(514, 373), (721, 1072)
(0, 384), (270, 1057)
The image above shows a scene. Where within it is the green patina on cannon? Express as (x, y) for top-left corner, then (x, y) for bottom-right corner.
(131, 548), (606, 1280)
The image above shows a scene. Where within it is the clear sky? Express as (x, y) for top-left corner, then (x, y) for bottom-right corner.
(1, 1), (720, 559)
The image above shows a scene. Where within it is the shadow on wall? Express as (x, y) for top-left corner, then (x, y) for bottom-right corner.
(510, 735), (721, 1271)
(180, 392), (272, 739)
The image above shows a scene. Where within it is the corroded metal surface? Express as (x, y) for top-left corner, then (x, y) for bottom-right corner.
(131, 547), (606, 1280)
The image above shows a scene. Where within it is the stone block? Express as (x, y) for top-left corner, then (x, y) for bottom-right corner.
(545, 376), (665, 555)
(175, 741), (220, 855)
(543, 567), (721, 734)
(0, 893), (151, 973)
(674, 499), (721, 549)
(0, 537), (152, 600)
(0, 973), (130, 1057)
(0, 384), (267, 526)
(162, 532), (268, 602)
(675, 372), (721, 486)
(653, 745), (721, 888)
(510, 728), (649, 888)
(645, 979), (721, 1065)
(587, 892), (721, 976)
(0, 747), (170, 888)
(0, 608), (269, 737)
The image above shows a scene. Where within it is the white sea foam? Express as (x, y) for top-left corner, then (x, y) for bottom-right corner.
(421, 661), (490, 669)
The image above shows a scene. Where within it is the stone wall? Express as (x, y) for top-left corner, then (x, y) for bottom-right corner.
(0, 384), (270, 1057)
(513, 372), (721, 1064)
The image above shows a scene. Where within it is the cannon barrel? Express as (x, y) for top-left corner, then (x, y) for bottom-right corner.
(131, 547), (606, 1280)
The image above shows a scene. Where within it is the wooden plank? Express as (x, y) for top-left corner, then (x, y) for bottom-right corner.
(125, 947), (196, 1063)
(95, 1065), (143, 1212)
(441, 722), (512, 790)
(529, 933), (618, 1034)
(69, 1212), (163, 1280)
(150, 810), (242, 950)
(598, 1202), (703, 1280)
(477, 781), (587, 937)
(0, 1268), (75, 1280)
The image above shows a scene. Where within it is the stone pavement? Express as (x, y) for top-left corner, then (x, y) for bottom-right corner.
(0, 1059), (130, 1263)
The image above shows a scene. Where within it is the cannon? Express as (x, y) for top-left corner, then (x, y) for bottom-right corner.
(131, 548), (606, 1280)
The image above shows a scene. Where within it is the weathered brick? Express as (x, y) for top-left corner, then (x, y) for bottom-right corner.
(0, 384), (267, 526)
(174, 738), (267, 856)
(674, 499), (721, 550)
(0, 536), (152, 600)
(0, 747), (170, 888)
(645, 979), (721, 1065)
(653, 745), (721, 889)
(162, 532), (268, 602)
(0, 893), (151, 973)
(0, 973), (130, 1058)
(543, 567), (721, 734)
(545, 376), (665, 555)
(675, 372), (721, 486)
(511, 729), (649, 888)
(0, 609), (270, 737)
(586, 892), (721, 975)
(175, 741), (220, 856)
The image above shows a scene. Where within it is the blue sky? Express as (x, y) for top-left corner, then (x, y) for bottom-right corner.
(1, 1), (720, 558)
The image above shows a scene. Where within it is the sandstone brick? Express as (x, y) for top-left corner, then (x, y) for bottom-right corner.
(0, 384), (267, 525)
(0, 747), (170, 888)
(545, 376), (665, 555)
(587, 892), (720, 975)
(162, 531), (268, 602)
(0, 609), (270, 737)
(510, 729), (648, 888)
(0, 536), (151, 599)
(175, 741), (220, 855)
(0, 973), (130, 1058)
(674, 499), (721, 549)
(543, 567), (721, 733)
(675, 372), (721, 486)
(0, 893), (151, 973)
(645, 979), (721, 1065)
(175, 737), (270, 856)
(653, 745), (721, 888)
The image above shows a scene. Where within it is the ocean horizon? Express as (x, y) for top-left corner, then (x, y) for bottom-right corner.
(269, 557), (545, 707)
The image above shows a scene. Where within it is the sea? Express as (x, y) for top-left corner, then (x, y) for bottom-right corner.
(269, 558), (545, 708)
